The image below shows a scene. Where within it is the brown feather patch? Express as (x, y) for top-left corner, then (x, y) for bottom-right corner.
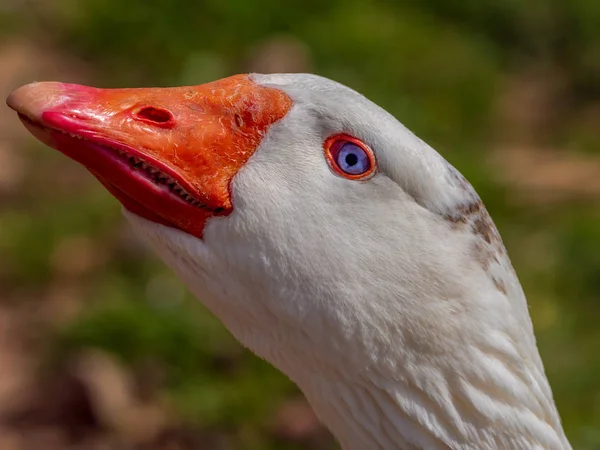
(444, 166), (512, 295)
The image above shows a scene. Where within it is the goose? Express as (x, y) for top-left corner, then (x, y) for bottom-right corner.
(6, 73), (572, 450)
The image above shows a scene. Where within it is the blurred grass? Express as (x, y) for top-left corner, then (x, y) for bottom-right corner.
(1, 0), (599, 449)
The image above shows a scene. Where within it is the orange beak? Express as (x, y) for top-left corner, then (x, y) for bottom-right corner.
(6, 75), (292, 238)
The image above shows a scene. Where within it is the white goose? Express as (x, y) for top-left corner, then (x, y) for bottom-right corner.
(7, 73), (571, 450)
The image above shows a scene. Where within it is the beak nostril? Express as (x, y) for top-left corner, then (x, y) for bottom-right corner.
(135, 106), (174, 125)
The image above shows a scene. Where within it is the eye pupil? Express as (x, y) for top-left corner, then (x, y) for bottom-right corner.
(335, 142), (371, 176)
(345, 153), (358, 166)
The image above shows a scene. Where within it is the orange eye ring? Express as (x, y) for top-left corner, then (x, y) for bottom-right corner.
(323, 133), (376, 180)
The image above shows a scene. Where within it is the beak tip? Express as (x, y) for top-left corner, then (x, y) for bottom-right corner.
(6, 82), (68, 119)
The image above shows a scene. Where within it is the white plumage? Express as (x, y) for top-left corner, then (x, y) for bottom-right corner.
(125, 74), (572, 449)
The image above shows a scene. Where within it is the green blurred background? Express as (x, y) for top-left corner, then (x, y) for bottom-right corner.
(0, 1), (599, 449)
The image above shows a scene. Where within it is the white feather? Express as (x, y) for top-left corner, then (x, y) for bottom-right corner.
(124, 73), (571, 450)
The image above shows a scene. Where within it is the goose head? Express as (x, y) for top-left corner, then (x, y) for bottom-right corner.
(7, 73), (571, 449)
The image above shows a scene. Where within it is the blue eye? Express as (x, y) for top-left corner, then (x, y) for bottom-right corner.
(336, 142), (371, 175)
(324, 134), (376, 179)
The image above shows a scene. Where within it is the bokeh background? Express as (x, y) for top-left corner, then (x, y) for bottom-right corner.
(1, 1), (599, 449)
